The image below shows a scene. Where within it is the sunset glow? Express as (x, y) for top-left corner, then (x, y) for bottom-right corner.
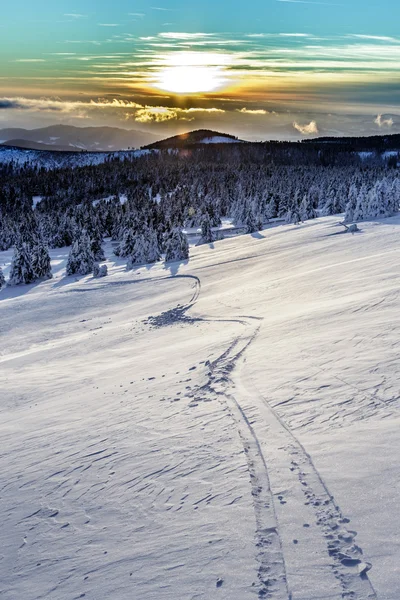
(0, 1), (399, 138)
(153, 52), (231, 94)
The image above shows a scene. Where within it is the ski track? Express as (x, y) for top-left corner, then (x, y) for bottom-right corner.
(169, 268), (378, 599)
(1, 234), (390, 599)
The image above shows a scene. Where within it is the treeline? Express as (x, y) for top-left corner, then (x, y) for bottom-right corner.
(0, 143), (399, 286)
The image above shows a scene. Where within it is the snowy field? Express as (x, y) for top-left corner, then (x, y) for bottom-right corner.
(1, 216), (399, 600)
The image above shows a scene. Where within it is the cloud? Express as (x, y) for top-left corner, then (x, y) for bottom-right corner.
(350, 34), (398, 43)
(293, 120), (318, 134)
(0, 97), (225, 124)
(64, 13), (87, 19)
(277, 0), (341, 5)
(279, 33), (310, 37)
(185, 108), (225, 113)
(0, 98), (63, 111)
(133, 105), (225, 123)
(374, 114), (394, 128)
(15, 59), (45, 63)
(134, 106), (178, 123)
(98, 24), (120, 27)
(158, 32), (213, 40)
(238, 108), (268, 115)
(0, 99), (26, 109)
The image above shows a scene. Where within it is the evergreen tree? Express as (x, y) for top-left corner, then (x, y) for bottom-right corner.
(344, 184), (359, 222)
(127, 232), (149, 268)
(0, 267), (5, 289)
(197, 213), (215, 245)
(117, 228), (136, 258)
(91, 233), (105, 262)
(323, 188), (345, 216)
(8, 244), (35, 285)
(126, 228), (160, 268)
(299, 194), (317, 221)
(353, 186), (367, 222)
(245, 209), (258, 234)
(32, 240), (52, 280)
(66, 231), (94, 276)
(286, 191), (301, 224)
(165, 228), (189, 262)
(146, 228), (161, 263)
(264, 198), (276, 222)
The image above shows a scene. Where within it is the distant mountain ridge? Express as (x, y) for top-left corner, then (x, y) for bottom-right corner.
(0, 125), (159, 152)
(0, 128), (398, 170)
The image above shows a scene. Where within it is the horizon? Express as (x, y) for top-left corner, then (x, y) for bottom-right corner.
(1, 0), (400, 140)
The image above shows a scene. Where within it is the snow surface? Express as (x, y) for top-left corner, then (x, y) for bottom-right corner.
(200, 136), (240, 144)
(1, 216), (400, 599)
(358, 151), (374, 160)
(92, 194), (128, 207)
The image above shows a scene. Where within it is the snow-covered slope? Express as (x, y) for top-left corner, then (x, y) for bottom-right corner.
(0, 146), (154, 168)
(199, 135), (242, 144)
(1, 216), (399, 600)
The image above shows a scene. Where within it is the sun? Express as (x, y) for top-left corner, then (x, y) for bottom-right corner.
(152, 52), (231, 94)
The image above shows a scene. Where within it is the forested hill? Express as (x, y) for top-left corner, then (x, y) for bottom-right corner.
(144, 129), (242, 149)
(301, 133), (400, 152)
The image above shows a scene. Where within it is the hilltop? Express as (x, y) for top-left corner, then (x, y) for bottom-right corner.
(144, 129), (243, 149)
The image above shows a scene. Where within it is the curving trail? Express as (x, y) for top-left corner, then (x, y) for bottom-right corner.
(175, 268), (378, 600)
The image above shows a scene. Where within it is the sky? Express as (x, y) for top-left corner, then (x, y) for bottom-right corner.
(0, 0), (400, 140)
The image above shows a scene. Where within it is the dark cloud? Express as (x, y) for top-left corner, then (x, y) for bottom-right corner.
(0, 99), (26, 109)
(0, 98), (63, 111)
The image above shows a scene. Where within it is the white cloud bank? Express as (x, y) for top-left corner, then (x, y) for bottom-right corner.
(374, 114), (394, 128)
(293, 120), (319, 135)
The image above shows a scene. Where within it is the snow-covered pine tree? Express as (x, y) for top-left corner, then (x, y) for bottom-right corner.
(245, 208), (259, 234)
(127, 232), (149, 268)
(0, 266), (5, 289)
(197, 213), (215, 245)
(124, 226), (161, 268)
(299, 194), (317, 221)
(117, 228), (136, 258)
(32, 239), (52, 280)
(344, 183), (359, 222)
(389, 179), (400, 214)
(91, 233), (105, 262)
(353, 185), (367, 222)
(8, 243), (35, 285)
(323, 187), (345, 216)
(146, 228), (161, 263)
(264, 198), (276, 222)
(361, 179), (396, 219)
(66, 231), (94, 276)
(66, 239), (79, 275)
(286, 190), (301, 224)
(165, 228), (189, 262)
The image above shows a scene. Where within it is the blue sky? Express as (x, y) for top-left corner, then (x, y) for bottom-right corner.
(2, 0), (400, 38)
(0, 1), (399, 139)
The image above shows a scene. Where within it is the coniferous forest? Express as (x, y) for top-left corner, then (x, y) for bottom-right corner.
(1, 142), (399, 285)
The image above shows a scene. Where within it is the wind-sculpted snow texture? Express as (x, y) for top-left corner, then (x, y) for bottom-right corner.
(1, 216), (399, 600)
